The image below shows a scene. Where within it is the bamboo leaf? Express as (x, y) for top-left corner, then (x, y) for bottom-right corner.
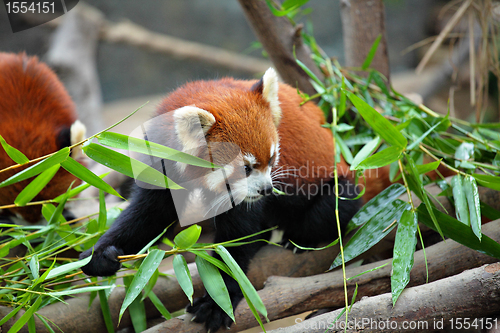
(119, 249), (165, 322)
(216, 245), (267, 318)
(406, 155), (444, 239)
(29, 255), (40, 281)
(61, 157), (122, 198)
(362, 34), (382, 70)
(350, 136), (381, 170)
(83, 143), (182, 190)
(0, 147), (69, 189)
(0, 135), (29, 165)
(148, 291), (172, 320)
(417, 204), (500, 258)
(98, 190), (107, 232)
(98, 289), (115, 333)
(472, 173), (500, 191)
(46, 254), (93, 280)
(174, 225), (202, 249)
(195, 256), (234, 322)
(464, 176), (482, 241)
(123, 276), (147, 332)
(7, 297), (43, 333)
(355, 145), (403, 170)
(451, 175), (470, 226)
(14, 164), (60, 206)
(391, 209), (418, 305)
(345, 92), (407, 148)
(332, 199), (410, 269)
(97, 132), (217, 169)
(173, 254), (194, 304)
(346, 183), (406, 233)
(49, 285), (113, 296)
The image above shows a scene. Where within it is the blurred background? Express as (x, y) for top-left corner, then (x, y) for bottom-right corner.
(1, 0), (471, 131)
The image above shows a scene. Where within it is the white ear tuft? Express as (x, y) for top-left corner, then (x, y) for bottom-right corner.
(173, 106), (216, 152)
(70, 120), (86, 159)
(262, 68), (281, 127)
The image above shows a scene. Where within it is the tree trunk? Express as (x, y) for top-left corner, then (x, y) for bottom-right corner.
(267, 262), (500, 333)
(340, 0), (390, 80)
(237, 0), (322, 97)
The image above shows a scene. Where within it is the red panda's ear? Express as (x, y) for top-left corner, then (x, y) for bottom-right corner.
(173, 106), (216, 150)
(262, 68), (281, 127)
(70, 120), (86, 159)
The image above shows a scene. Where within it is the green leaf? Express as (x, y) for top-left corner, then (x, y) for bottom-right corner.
(464, 176), (482, 241)
(7, 297), (43, 333)
(451, 175), (470, 226)
(83, 143), (182, 190)
(0, 147), (69, 189)
(61, 157), (122, 198)
(355, 145), (403, 170)
(97, 132), (217, 169)
(472, 173), (500, 191)
(406, 154), (444, 239)
(415, 160), (441, 174)
(119, 249), (165, 322)
(0, 135), (29, 165)
(334, 133), (353, 164)
(29, 255), (40, 281)
(49, 285), (113, 296)
(362, 34), (382, 70)
(98, 190), (107, 232)
(137, 227), (169, 255)
(123, 276), (147, 332)
(264, 0), (310, 17)
(14, 164), (60, 206)
(190, 250), (232, 276)
(345, 92), (407, 148)
(345, 183), (406, 233)
(46, 254), (93, 280)
(335, 123), (354, 132)
(391, 209), (418, 305)
(407, 117), (447, 150)
(148, 291), (172, 320)
(141, 269), (159, 301)
(332, 199), (410, 269)
(173, 255), (194, 304)
(216, 245), (267, 318)
(195, 256), (234, 321)
(294, 56), (324, 90)
(350, 136), (381, 170)
(98, 289), (115, 333)
(174, 225), (202, 249)
(417, 204), (500, 259)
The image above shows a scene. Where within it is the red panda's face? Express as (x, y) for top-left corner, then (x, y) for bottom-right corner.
(172, 68), (282, 205)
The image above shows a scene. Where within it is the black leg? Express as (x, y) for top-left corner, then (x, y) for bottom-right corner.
(80, 185), (183, 276)
(187, 203), (269, 332)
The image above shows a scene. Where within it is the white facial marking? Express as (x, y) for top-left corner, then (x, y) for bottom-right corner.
(243, 153), (257, 166)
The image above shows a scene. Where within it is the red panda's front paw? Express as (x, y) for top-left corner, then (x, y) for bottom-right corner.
(186, 294), (235, 332)
(80, 245), (123, 277)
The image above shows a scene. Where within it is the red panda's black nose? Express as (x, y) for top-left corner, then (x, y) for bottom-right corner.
(258, 184), (273, 196)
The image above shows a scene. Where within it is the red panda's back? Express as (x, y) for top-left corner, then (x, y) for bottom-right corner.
(0, 52), (80, 222)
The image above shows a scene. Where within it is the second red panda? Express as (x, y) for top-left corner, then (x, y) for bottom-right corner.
(0, 52), (86, 223)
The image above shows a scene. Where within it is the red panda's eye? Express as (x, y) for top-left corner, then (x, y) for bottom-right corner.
(269, 154), (275, 166)
(244, 165), (252, 177)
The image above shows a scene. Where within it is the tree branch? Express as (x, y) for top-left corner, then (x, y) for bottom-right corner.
(237, 0), (323, 96)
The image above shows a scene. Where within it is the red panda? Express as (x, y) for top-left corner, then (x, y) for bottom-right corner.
(0, 52), (86, 224)
(80, 68), (382, 331)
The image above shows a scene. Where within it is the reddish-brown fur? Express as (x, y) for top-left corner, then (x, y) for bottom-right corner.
(0, 52), (80, 222)
(155, 76), (389, 202)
